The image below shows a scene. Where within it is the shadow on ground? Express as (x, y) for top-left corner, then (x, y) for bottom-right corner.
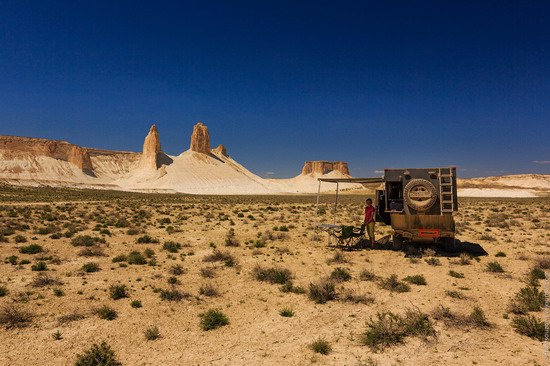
(335, 236), (488, 257)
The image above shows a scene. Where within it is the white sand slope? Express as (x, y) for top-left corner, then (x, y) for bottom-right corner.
(457, 174), (549, 197)
(268, 171), (365, 194)
(458, 188), (538, 198)
(115, 150), (278, 194)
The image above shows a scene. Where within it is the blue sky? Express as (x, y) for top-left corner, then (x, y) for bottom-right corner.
(1, 1), (548, 178)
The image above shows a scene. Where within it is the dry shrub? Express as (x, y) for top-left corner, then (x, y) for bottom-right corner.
(327, 251), (349, 264)
(252, 265), (293, 284)
(58, 311), (86, 325)
(0, 304), (33, 329)
(31, 273), (63, 288)
(432, 305), (491, 328)
(308, 277), (336, 304)
(361, 308), (435, 350)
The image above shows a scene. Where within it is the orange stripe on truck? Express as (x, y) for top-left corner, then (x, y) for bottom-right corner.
(418, 228), (440, 238)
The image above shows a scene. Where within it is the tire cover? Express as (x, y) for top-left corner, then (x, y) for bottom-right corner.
(403, 179), (437, 211)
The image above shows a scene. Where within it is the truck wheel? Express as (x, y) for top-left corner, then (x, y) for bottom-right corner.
(392, 234), (403, 251)
(442, 237), (456, 253)
(403, 179), (437, 211)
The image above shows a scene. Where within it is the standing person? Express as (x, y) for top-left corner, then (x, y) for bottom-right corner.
(364, 198), (376, 247)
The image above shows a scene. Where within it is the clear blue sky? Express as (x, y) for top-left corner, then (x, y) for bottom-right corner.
(1, 1), (549, 178)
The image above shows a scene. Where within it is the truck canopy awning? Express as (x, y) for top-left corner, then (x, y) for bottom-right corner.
(314, 177), (384, 227)
(317, 177), (384, 184)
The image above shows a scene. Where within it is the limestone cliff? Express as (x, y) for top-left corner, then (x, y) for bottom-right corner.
(300, 161), (350, 176)
(0, 135), (94, 173)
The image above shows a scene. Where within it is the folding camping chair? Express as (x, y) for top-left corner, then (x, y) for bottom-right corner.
(333, 224), (366, 247)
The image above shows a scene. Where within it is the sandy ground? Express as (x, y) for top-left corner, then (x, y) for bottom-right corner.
(0, 187), (548, 366)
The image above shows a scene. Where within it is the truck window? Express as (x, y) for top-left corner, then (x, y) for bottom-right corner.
(386, 182), (403, 212)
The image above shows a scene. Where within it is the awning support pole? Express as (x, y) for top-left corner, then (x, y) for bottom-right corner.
(333, 182), (339, 225)
(315, 181), (321, 216)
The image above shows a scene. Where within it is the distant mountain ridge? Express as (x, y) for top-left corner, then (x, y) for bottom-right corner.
(0, 123), (352, 194)
(0, 127), (547, 197)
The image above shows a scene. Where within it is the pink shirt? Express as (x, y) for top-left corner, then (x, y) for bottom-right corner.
(364, 205), (375, 223)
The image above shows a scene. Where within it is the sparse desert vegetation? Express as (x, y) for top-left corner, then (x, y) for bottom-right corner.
(0, 186), (548, 364)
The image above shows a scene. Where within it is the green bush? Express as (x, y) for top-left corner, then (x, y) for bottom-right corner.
(468, 306), (490, 327)
(127, 251), (147, 265)
(159, 289), (188, 301)
(53, 288), (65, 297)
(75, 341), (121, 366)
(309, 338), (331, 355)
(82, 262), (101, 273)
(136, 235), (159, 244)
(130, 300), (142, 308)
(14, 235), (27, 243)
(448, 270), (464, 278)
(403, 275), (427, 285)
(109, 284), (129, 300)
(111, 254), (127, 263)
(144, 326), (161, 341)
(508, 285), (545, 314)
(163, 241), (181, 253)
(19, 244), (43, 254)
(31, 261), (48, 271)
(200, 309), (229, 331)
(279, 308), (294, 317)
(95, 305), (117, 320)
(330, 267), (352, 282)
(379, 274), (411, 293)
(71, 235), (105, 247)
(529, 268), (546, 284)
(512, 315), (545, 341)
(486, 261), (504, 273)
(252, 265), (293, 284)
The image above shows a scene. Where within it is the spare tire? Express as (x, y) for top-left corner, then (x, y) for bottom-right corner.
(403, 179), (437, 211)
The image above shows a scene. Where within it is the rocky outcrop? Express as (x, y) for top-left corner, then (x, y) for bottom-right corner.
(190, 122), (211, 154)
(212, 144), (227, 157)
(332, 161), (350, 175)
(301, 161), (350, 176)
(139, 125), (162, 170)
(0, 135), (94, 173)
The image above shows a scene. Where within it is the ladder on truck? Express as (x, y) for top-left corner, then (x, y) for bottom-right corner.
(438, 167), (456, 214)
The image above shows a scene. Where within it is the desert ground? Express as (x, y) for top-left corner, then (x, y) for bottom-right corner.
(0, 185), (548, 366)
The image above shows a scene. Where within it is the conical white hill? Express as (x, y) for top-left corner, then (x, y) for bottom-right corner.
(116, 150), (277, 194)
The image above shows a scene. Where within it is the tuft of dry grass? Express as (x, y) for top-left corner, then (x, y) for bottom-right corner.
(432, 305), (491, 328)
(252, 265), (293, 284)
(199, 283), (219, 297)
(31, 273), (63, 288)
(361, 308), (435, 350)
(379, 274), (410, 293)
(535, 257), (550, 270)
(327, 251), (349, 264)
(0, 304), (33, 329)
(308, 277), (337, 304)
